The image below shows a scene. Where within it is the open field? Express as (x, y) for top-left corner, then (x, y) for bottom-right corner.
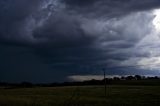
(0, 85), (160, 106)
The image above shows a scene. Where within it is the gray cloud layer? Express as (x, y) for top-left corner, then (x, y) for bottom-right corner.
(0, 0), (160, 82)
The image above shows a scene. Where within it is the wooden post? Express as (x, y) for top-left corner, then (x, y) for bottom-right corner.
(103, 68), (106, 97)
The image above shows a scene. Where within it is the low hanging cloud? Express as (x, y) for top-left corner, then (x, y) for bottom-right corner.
(0, 0), (160, 82)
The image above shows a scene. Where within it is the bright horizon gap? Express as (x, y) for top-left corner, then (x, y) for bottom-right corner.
(68, 74), (160, 81)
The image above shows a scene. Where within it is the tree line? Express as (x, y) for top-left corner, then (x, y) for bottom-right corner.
(0, 75), (160, 88)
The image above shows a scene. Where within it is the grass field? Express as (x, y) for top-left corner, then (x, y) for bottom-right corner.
(0, 85), (160, 106)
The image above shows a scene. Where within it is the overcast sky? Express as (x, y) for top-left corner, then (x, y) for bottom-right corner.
(1, 0), (160, 83)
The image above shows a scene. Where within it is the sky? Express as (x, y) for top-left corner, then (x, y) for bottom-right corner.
(1, 0), (160, 83)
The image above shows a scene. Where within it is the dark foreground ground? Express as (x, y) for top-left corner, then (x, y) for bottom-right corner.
(0, 85), (160, 106)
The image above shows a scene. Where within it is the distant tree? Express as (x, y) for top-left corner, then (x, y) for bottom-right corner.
(126, 76), (135, 80)
(20, 82), (33, 88)
(141, 76), (146, 79)
(113, 77), (120, 80)
(154, 76), (159, 79)
(135, 75), (142, 80)
(121, 76), (125, 80)
(146, 76), (159, 80)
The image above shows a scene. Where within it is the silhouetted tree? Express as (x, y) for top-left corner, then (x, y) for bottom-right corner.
(135, 75), (142, 80)
(20, 82), (33, 88)
(121, 76), (125, 80)
(113, 77), (120, 80)
(126, 76), (135, 80)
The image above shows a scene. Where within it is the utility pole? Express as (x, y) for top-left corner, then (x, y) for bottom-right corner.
(103, 68), (107, 97)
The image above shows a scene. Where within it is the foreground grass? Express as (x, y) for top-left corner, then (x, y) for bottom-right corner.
(0, 85), (160, 106)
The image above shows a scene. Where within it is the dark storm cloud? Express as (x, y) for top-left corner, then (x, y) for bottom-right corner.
(62, 0), (160, 17)
(0, 0), (41, 37)
(0, 0), (159, 45)
(0, 0), (160, 82)
(32, 13), (96, 47)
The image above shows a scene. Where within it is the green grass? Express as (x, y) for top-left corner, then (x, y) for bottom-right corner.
(0, 85), (160, 106)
